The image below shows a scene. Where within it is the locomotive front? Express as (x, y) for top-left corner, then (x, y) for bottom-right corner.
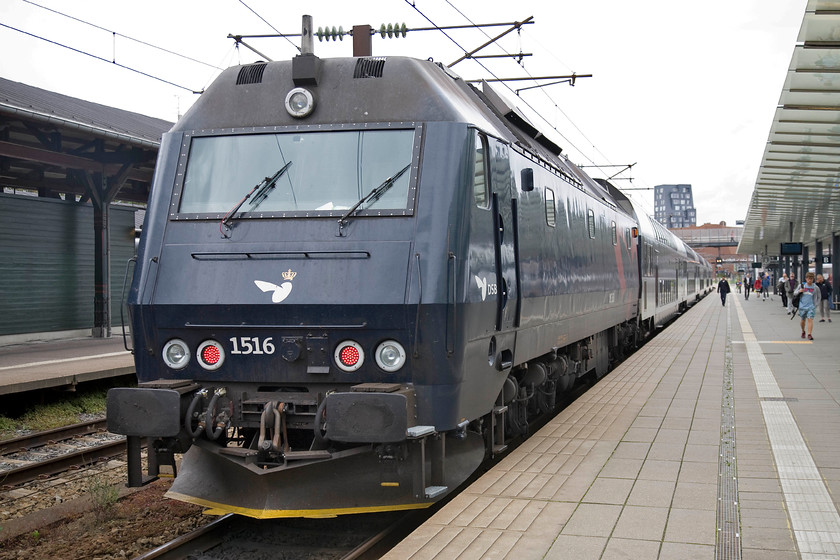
(107, 56), (491, 517)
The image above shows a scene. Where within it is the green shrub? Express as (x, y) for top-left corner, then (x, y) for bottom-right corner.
(87, 476), (119, 522)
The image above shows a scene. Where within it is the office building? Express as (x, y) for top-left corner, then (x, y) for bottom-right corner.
(654, 184), (697, 229)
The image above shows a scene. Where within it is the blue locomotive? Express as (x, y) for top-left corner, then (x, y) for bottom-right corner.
(107, 52), (712, 518)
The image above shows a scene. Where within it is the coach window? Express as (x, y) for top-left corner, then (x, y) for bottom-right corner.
(473, 132), (490, 208)
(545, 187), (556, 227)
(587, 209), (596, 239)
(611, 221), (617, 245)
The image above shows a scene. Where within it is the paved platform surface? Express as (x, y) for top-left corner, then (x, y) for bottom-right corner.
(0, 336), (134, 395)
(383, 291), (840, 559)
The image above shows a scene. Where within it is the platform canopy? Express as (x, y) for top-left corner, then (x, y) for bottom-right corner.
(739, 0), (840, 256)
(0, 77), (171, 203)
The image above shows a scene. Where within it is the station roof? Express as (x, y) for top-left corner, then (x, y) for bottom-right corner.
(739, 0), (840, 255)
(0, 77), (172, 203)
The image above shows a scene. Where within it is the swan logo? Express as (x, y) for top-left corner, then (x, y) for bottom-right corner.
(474, 275), (498, 301)
(255, 269), (297, 303)
(475, 275), (487, 301)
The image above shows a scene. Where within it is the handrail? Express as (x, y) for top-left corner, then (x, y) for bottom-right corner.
(120, 256), (137, 353)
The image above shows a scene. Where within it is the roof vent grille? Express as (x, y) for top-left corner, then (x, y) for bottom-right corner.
(237, 63), (268, 85)
(354, 58), (385, 78)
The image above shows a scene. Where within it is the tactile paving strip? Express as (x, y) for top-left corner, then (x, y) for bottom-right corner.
(734, 298), (840, 559)
(716, 304), (741, 559)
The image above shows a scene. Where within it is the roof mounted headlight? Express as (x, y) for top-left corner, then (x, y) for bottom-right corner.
(285, 87), (314, 118)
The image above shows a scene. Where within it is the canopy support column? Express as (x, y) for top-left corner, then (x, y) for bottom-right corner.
(84, 161), (133, 338)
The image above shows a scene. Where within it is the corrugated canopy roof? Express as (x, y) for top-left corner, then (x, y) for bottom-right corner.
(739, 0), (840, 255)
(0, 77), (172, 147)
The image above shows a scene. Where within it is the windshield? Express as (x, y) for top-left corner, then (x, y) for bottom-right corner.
(178, 129), (416, 215)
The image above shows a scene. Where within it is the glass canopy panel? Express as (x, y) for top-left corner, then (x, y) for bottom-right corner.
(775, 107), (840, 124)
(765, 153), (840, 164)
(798, 14), (840, 42)
(778, 90), (840, 109)
(770, 121), (840, 136)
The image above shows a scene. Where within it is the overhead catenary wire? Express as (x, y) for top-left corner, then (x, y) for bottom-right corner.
(0, 22), (202, 94)
(22, 0), (224, 70)
(405, 1), (588, 165)
(10, 1), (645, 196)
(441, 2), (655, 206)
(238, 0), (301, 53)
(440, 0), (629, 182)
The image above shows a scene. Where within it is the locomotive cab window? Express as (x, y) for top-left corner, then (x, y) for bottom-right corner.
(473, 132), (490, 209)
(176, 127), (417, 217)
(545, 187), (556, 227)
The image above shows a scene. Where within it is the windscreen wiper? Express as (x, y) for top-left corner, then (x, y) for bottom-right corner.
(337, 163), (411, 236)
(220, 161), (292, 237)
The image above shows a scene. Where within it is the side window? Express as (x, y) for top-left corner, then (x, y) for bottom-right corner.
(545, 187), (556, 227)
(473, 132), (489, 208)
(611, 221), (617, 245)
(587, 209), (596, 239)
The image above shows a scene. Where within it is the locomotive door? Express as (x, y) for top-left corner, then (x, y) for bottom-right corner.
(488, 139), (519, 332)
(468, 132), (520, 335)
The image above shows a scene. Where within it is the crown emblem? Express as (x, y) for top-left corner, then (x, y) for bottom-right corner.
(282, 269), (297, 282)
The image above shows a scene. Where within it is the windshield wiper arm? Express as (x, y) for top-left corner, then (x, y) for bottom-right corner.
(337, 163), (411, 235)
(221, 161), (292, 235)
(250, 161), (292, 210)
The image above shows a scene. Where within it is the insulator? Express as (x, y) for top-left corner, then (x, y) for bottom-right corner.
(380, 23), (407, 39)
(316, 25), (345, 42)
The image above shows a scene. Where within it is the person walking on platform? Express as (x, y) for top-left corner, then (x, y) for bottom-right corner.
(816, 274), (832, 323)
(744, 274), (752, 300)
(754, 276), (762, 299)
(717, 277), (731, 306)
(778, 273), (789, 309)
(795, 272), (820, 340)
(786, 273), (797, 314)
(761, 273), (771, 300)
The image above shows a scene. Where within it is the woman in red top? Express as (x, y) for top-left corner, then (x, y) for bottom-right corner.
(754, 277), (762, 293)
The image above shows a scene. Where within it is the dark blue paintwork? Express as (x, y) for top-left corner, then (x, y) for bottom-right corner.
(111, 55), (712, 517)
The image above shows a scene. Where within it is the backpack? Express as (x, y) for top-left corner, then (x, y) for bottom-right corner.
(792, 290), (801, 308)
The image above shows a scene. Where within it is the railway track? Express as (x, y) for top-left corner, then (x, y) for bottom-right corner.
(133, 510), (420, 560)
(0, 419), (127, 487)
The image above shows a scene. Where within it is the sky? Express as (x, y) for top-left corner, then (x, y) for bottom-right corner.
(0, 0), (807, 225)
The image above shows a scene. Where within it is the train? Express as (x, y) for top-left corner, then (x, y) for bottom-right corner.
(107, 46), (713, 519)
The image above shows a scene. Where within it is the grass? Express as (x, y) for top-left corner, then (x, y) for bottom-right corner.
(0, 378), (133, 440)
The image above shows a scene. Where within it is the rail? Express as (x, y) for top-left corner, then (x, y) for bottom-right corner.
(0, 419), (128, 487)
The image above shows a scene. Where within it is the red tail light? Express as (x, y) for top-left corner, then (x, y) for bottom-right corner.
(334, 341), (364, 372)
(197, 340), (225, 371)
